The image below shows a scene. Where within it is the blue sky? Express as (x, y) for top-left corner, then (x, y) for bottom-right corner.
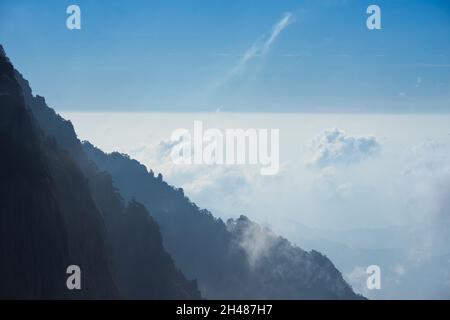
(1, 0), (449, 112)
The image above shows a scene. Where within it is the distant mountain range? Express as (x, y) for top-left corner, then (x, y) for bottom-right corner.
(291, 223), (450, 299)
(0, 44), (363, 299)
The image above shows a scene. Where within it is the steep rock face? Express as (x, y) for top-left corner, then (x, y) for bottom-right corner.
(1, 44), (200, 299)
(110, 201), (199, 299)
(0, 45), (117, 299)
(43, 143), (118, 298)
(83, 143), (364, 299)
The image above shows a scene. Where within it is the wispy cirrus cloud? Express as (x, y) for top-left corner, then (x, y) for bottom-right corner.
(231, 12), (293, 75)
(262, 13), (292, 55)
(206, 12), (294, 110)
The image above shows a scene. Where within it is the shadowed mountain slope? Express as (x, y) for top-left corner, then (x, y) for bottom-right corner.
(1, 44), (200, 299)
(83, 142), (364, 299)
(0, 45), (117, 299)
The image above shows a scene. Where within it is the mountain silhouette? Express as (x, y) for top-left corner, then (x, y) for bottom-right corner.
(0, 44), (200, 299)
(2, 42), (362, 299)
(1, 45), (116, 298)
(83, 140), (364, 299)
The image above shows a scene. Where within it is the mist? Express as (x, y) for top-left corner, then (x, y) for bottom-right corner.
(64, 112), (450, 299)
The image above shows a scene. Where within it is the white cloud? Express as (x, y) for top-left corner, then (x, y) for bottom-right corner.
(310, 166), (354, 200)
(231, 13), (293, 76)
(157, 136), (183, 160)
(307, 128), (381, 167)
(262, 13), (292, 55)
(401, 140), (450, 220)
(227, 217), (277, 268)
(402, 139), (450, 177)
(182, 166), (250, 196)
(345, 266), (371, 297)
(398, 139), (450, 258)
(151, 136), (258, 218)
